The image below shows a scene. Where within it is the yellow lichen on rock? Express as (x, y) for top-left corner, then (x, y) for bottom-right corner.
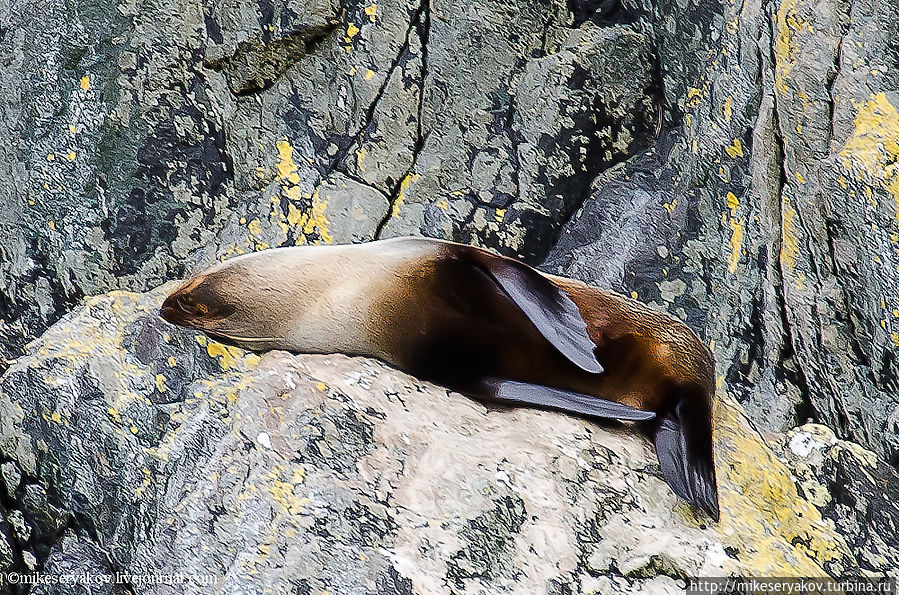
(686, 87), (703, 108)
(276, 140), (302, 190)
(355, 146), (368, 172)
(206, 340), (243, 371)
(275, 139), (332, 244)
(780, 199), (799, 272)
(267, 465), (311, 519)
(727, 219), (743, 273)
(724, 193), (744, 273)
(155, 373), (169, 393)
(839, 92), (899, 222)
(26, 292), (152, 421)
(773, 0), (807, 94)
(135, 468), (152, 498)
(714, 396), (854, 575)
(392, 172), (419, 217)
(724, 138), (743, 158)
(301, 188), (333, 244)
(247, 218), (263, 237)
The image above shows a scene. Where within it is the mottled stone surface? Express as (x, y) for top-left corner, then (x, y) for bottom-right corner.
(778, 424), (899, 573)
(2, 0), (898, 590)
(545, 0), (899, 465)
(0, 0), (657, 367)
(30, 532), (129, 595)
(0, 286), (890, 594)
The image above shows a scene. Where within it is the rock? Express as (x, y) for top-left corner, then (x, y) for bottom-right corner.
(0, 285), (884, 593)
(0, 0), (657, 367)
(0, 505), (15, 575)
(1, 0), (895, 469)
(1, 0), (897, 588)
(6, 511), (30, 543)
(1, 463), (21, 500)
(777, 424), (899, 573)
(379, 20), (656, 258)
(544, 0), (899, 465)
(31, 531), (130, 595)
(0, 456), (71, 590)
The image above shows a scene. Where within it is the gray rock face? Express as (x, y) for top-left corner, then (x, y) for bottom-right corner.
(0, 288), (884, 593)
(1, 0), (898, 589)
(546, 0), (899, 465)
(378, 17), (656, 257)
(31, 532), (129, 595)
(778, 424), (899, 572)
(0, 0), (657, 367)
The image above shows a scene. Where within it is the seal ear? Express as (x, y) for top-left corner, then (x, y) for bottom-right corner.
(652, 389), (719, 520)
(463, 250), (604, 374)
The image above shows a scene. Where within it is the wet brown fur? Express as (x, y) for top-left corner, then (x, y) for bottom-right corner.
(366, 243), (714, 417)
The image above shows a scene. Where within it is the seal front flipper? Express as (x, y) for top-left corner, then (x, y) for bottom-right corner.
(458, 248), (604, 374)
(473, 379), (655, 421)
(651, 393), (719, 521)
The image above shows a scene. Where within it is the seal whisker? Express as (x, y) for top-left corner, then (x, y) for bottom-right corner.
(205, 332), (283, 343)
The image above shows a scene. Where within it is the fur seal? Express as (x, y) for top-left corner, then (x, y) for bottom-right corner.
(160, 236), (719, 519)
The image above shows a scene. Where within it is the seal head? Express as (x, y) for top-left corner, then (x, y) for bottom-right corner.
(160, 264), (283, 350)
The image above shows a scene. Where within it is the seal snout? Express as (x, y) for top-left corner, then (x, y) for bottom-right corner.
(159, 290), (193, 327)
(159, 276), (236, 328)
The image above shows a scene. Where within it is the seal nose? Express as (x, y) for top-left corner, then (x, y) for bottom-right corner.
(159, 290), (195, 326)
(159, 295), (175, 323)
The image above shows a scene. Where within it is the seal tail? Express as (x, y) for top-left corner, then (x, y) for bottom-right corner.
(651, 385), (719, 521)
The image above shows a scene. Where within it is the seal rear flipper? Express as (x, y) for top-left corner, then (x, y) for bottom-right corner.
(472, 379), (655, 421)
(652, 397), (719, 521)
(460, 250), (604, 375)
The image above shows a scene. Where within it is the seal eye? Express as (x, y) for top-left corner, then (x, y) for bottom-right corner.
(175, 286), (235, 320)
(177, 295), (208, 316)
